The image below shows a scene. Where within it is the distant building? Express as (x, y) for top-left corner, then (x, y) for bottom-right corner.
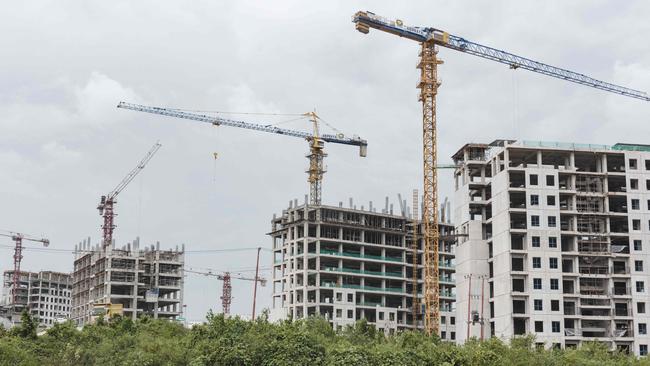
(269, 197), (457, 340)
(71, 237), (185, 326)
(1, 270), (72, 327)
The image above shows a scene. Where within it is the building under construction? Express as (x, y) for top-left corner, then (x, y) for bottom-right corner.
(71, 237), (185, 325)
(0, 270), (72, 327)
(269, 196), (457, 340)
(453, 140), (650, 356)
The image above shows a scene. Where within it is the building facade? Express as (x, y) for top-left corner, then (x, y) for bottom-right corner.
(453, 140), (650, 356)
(72, 237), (184, 326)
(1, 270), (72, 327)
(269, 197), (457, 340)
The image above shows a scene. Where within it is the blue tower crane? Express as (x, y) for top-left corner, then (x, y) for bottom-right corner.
(117, 102), (367, 205)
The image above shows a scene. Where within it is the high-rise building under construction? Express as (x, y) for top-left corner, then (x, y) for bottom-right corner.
(453, 140), (650, 356)
(269, 197), (457, 340)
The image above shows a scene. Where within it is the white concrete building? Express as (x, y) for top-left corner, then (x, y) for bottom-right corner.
(269, 197), (457, 339)
(1, 270), (72, 327)
(453, 140), (650, 356)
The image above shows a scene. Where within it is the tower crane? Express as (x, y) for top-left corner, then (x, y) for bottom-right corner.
(98, 142), (162, 249)
(0, 231), (49, 307)
(184, 268), (267, 315)
(117, 102), (368, 206)
(353, 10), (649, 335)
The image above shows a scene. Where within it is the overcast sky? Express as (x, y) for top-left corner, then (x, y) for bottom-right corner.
(1, 1), (648, 322)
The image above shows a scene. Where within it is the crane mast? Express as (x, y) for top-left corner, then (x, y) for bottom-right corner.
(98, 142), (162, 248)
(306, 112), (326, 206)
(0, 231), (49, 307)
(118, 102), (368, 205)
(353, 10), (648, 336)
(411, 189), (420, 325)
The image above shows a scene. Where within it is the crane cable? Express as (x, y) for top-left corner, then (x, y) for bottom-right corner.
(168, 108), (304, 117)
(169, 107), (345, 135)
(511, 69), (519, 139)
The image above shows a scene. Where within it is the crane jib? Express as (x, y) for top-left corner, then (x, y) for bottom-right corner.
(353, 11), (649, 101)
(117, 102), (368, 147)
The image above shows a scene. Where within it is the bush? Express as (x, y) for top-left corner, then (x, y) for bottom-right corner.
(1, 313), (649, 365)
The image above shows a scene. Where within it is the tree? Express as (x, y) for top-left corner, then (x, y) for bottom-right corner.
(1, 313), (649, 365)
(11, 310), (37, 340)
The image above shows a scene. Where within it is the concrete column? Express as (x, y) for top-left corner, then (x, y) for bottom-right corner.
(495, 154), (501, 173)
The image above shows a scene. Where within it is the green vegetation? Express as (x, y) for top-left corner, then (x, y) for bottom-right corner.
(0, 310), (648, 366)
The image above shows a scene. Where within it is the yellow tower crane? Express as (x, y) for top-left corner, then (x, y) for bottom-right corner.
(353, 11), (649, 335)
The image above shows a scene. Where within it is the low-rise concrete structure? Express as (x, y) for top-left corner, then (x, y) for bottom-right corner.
(71, 237), (184, 326)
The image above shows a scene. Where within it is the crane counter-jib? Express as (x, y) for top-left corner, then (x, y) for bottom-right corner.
(117, 102), (368, 156)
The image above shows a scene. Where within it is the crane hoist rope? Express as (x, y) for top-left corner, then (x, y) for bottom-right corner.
(353, 10), (648, 336)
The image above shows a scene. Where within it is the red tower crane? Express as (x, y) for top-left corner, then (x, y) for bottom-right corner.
(97, 142), (161, 249)
(185, 268), (267, 316)
(0, 231), (49, 306)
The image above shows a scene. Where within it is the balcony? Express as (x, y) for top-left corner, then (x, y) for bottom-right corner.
(612, 287), (631, 296)
(560, 202), (574, 211)
(562, 262), (576, 275)
(357, 301), (383, 307)
(560, 221), (574, 232)
(578, 266), (609, 276)
(580, 308), (611, 317)
(323, 283), (406, 294)
(510, 221), (527, 230)
(439, 276), (455, 285)
(564, 328), (580, 337)
(512, 300), (527, 315)
(614, 308), (632, 317)
(440, 290), (456, 299)
(511, 257), (525, 272)
(320, 266), (403, 278)
(564, 301), (577, 316)
(319, 249), (403, 263)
